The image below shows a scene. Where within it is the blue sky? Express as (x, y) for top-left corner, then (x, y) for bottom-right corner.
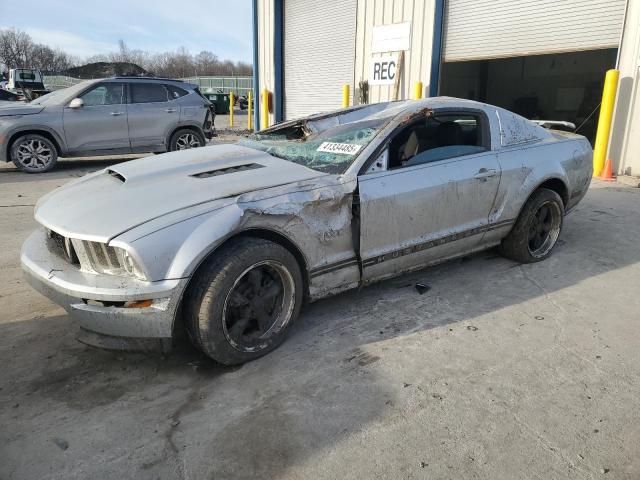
(0, 0), (253, 62)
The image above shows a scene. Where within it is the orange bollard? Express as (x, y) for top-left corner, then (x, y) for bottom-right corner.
(598, 158), (616, 182)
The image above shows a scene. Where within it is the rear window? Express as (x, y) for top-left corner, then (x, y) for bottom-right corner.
(166, 85), (189, 99)
(130, 83), (168, 103)
(18, 72), (36, 81)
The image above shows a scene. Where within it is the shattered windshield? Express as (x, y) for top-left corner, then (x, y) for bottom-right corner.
(238, 105), (401, 174)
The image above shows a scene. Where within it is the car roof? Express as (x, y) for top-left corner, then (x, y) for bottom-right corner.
(96, 77), (197, 89)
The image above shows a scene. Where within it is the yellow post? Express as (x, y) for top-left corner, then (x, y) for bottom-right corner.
(247, 90), (253, 131)
(229, 91), (234, 128)
(593, 69), (620, 177)
(413, 81), (423, 100)
(342, 84), (350, 108)
(261, 89), (269, 130)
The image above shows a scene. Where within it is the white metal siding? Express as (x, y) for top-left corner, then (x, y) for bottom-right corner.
(443, 0), (627, 62)
(284, 0), (357, 119)
(257, 0), (276, 127)
(354, 0), (436, 103)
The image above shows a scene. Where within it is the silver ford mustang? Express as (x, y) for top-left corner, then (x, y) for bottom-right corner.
(21, 98), (593, 365)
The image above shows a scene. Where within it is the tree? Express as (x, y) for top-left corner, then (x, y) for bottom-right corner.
(194, 50), (219, 75)
(0, 28), (33, 70)
(0, 28), (75, 73)
(0, 27), (253, 77)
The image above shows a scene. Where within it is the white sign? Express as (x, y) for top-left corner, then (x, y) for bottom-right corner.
(369, 55), (399, 85)
(317, 142), (362, 155)
(371, 22), (411, 53)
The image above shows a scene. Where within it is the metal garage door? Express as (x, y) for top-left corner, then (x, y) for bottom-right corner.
(284, 0), (357, 120)
(443, 0), (627, 62)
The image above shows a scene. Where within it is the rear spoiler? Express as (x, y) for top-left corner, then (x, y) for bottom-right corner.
(531, 120), (576, 132)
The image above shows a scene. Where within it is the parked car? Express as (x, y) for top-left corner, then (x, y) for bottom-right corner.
(0, 77), (215, 173)
(236, 95), (248, 110)
(21, 98), (592, 365)
(0, 89), (23, 105)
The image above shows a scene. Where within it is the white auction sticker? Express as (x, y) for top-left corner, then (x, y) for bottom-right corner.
(317, 142), (362, 155)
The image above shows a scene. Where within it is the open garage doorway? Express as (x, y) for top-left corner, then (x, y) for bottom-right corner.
(439, 49), (618, 143)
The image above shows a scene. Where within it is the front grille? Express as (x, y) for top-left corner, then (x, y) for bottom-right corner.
(46, 230), (79, 265)
(83, 240), (121, 271)
(43, 229), (139, 278)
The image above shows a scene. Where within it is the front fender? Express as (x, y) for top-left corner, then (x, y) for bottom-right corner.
(112, 201), (244, 281)
(1, 122), (67, 161)
(113, 176), (358, 290)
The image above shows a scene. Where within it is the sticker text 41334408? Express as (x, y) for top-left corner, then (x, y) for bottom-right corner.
(316, 142), (362, 155)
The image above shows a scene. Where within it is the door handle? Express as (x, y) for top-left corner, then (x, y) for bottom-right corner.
(165, 108), (177, 113)
(110, 111), (124, 116)
(474, 168), (497, 180)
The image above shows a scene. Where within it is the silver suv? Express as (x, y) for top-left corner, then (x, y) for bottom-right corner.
(0, 77), (215, 173)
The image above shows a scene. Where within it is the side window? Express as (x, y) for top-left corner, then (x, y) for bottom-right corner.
(388, 112), (488, 169)
(166, 84), (189, 99)
(79, 83), (124, 107)
(130, 83), (169, 104)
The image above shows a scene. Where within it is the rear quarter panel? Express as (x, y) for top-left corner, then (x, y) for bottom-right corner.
(178, 93), (208, 124)
(490, 133), (592, 231)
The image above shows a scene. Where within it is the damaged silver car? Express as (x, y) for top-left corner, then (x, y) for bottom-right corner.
(21, 98), (593, 365)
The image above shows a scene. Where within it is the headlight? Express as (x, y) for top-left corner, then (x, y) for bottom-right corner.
(80, 241), (146, 280)
(115, 247), (146, 279)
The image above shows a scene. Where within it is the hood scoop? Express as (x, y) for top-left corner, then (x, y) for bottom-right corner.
(191, 163), (264, 179)
(107, 169), (126, 183)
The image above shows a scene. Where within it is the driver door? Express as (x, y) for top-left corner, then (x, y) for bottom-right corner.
(63, 82), (130, 153)
(358, 110), (502, 283)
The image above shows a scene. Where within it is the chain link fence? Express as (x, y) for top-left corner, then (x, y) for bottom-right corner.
(43, 75), (253, 95)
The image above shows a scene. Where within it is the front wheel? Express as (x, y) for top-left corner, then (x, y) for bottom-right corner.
(184, 238), (303, 365)
(169, 129), (205, 151)
(10, 134), (58, 173)
(499, 188), (564, 263)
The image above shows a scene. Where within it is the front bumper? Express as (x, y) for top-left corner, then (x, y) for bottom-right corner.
(21, 229), (188, 349)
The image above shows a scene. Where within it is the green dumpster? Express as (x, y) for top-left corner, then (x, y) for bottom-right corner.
(203, 92), (230, 114)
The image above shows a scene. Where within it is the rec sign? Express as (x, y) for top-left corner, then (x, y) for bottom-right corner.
(369, 55), (398, 85)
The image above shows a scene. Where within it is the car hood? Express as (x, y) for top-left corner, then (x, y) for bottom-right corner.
(0, 103), (44, 116)
(35, 144), (327, 242)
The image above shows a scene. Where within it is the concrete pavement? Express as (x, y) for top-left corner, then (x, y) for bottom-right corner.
(1, 157), (639, 479)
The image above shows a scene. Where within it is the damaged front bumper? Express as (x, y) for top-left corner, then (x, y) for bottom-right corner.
(20, 229), (188, 352)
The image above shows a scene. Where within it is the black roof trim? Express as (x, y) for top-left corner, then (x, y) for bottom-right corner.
(110, 76), (185, 82)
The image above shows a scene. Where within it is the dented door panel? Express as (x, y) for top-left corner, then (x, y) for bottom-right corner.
(358, 152), (501, 283)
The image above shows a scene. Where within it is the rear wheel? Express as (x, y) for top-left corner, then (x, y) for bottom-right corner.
(10, 134), (58, 173)
(169, 129), (205, 151)
(499, 188), (564, 263)
(184, 237), (303, 365)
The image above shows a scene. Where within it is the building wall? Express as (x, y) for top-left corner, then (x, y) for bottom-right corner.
(257, 0), (276, 128)
(354, 0), (436, 104)
(609, 0), (640, 176)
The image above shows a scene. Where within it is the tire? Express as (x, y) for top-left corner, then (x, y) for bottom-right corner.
(184, 237), (304, 365)
(169, 129), (205, 151)
(499, 188), (565, 263)
(10, 134), (58, 173)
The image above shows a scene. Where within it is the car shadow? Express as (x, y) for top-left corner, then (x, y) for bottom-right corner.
(1, 183), (639, 478)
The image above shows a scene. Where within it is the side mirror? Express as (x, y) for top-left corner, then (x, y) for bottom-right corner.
(68, 98), (84, 109)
